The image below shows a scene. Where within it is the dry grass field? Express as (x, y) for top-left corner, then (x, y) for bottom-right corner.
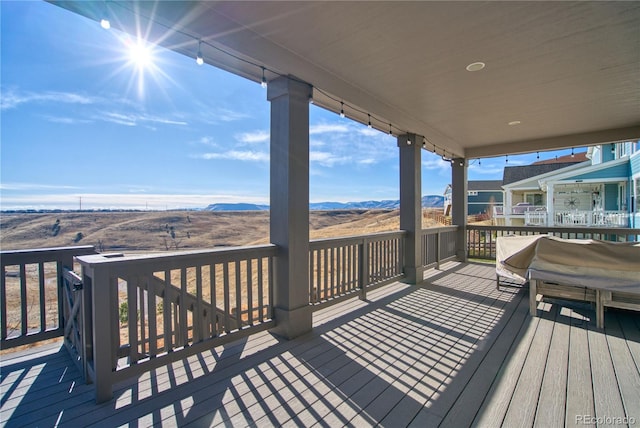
(1, 209), (454, 252)
(0, 209), (443, 252)
(1, 209), (450, 353)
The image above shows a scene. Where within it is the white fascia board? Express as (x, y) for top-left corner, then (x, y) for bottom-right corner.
(503, 161), (590, 191)
(540, 156), (629, 187)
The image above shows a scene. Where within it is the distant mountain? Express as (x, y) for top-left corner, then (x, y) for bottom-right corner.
(421, 195), (445, 208)
(204, 196), (444, 211)
(204, 203), (269, 211)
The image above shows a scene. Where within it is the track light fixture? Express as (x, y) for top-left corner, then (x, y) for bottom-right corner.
(571, 147), (575, 158)
(368, 114), (372, 129)
(100, 1), (111, 29)
(389, 124), (393, 136)
(196, 40), (204, 65)
(340, 102), (345, 118)
(261, 67), (267, 88)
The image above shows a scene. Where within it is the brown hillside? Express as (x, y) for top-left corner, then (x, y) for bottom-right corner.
(0, 209), (450, 252)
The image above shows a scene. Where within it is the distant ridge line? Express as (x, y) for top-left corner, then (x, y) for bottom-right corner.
(204, 195), (444, 211)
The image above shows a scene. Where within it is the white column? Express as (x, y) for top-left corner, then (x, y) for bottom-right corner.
(399, 133), (423, 283)
(546, 183), (555, 226)
(505, 190), (513, 226)
(451, 158), (468, 261)
(267, 76), (313, 339)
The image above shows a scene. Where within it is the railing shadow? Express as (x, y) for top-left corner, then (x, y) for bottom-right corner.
(4, 262), (635, 427)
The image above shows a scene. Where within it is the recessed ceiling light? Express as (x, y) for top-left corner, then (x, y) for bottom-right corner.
(508, 120), (522, 126)
(466, 62), (485, 72)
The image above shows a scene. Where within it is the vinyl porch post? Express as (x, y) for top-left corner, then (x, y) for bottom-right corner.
(399, 133), (424, 284)
(451, 158), (468, 261)
(267, 76), (313, 339)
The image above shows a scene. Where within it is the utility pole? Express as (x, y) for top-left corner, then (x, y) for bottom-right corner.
(79, 196), (82, 211)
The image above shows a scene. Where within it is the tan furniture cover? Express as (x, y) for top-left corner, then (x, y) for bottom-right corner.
(502, 236), (640, 292)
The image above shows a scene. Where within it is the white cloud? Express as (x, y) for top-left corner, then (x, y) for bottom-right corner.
(41, 115), (92, 125)
(0, 193), (269, 210)
(216, 108), (251, 122)
(468, 164), (504, 175)
(97, 111), (188, 127)
(0, 182), (80, 191)
(422, 157), (451, 175)
(357, 158), (377, 165)
(358, 128), (380, 137)
(195, 150), (270, 162)
(1, 88), (97, 110)
(310, 151), (351, 167)
(196, 136), (218, 147)
(310, 139), (326, 148)
(310, 123), (349, 135)
(236, 130), (270, 144)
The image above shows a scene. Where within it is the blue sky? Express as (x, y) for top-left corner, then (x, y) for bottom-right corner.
(1, 1), (578, 210)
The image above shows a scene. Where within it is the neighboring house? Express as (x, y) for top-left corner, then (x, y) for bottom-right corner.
(443, 180), (503, 216)
(495, 142), (639, 227)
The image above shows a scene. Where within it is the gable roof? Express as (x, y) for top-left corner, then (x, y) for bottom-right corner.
(502, 162), (585, 186)
(468, 180), (503, 191)
(532, 152), (589, 165)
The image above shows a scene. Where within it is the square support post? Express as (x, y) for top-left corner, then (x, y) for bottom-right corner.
(452, 158), (468, 261)
(546, 183), (555, 226)
(399, 133), (424, 284)
(267, 76), (313, 339)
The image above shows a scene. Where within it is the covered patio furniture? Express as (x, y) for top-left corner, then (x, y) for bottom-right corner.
(500, 236), (640, 328)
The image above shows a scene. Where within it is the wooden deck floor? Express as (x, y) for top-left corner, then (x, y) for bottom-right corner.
(1, 262), (639, 427)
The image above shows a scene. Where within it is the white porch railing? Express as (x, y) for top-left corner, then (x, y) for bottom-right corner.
(553, 210), (629, 227)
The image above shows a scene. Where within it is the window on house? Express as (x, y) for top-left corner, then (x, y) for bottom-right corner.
(525, 193), (543, 206)
(634, 177), (639, 213)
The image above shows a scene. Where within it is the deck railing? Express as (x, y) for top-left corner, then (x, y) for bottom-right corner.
(309, 231), (405, 307)
(0, 245), (97, 349)
(467, 225), (640, 260)
(421, 226), (459, 268)
(77, 245), (277, 402)
(2, 228), (468, 402)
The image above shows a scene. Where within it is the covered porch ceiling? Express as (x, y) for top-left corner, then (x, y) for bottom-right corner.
(52, 1), (640, 159)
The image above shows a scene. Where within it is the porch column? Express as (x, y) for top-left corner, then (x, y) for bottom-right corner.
(267, 76), (313, 339)
(546, 183), (555, 226)
(451, 158), (468, 261)
(399, 133), (424, 283)
(505, 190), (513, 226)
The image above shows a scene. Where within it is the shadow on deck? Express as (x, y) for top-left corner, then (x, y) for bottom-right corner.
(1, 262), (639, 427)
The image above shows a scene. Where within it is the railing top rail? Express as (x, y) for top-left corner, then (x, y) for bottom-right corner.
(309, 230), (407, 248)
(76, 244), (277, 269)
(0, 245), (96, 265)
(421, 225), (459, 235)
(466, 225), (640, 235)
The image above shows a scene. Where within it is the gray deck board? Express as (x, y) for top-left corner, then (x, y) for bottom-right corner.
(565, 307), (596, 428)
(534, 304), (570, 428)
(606, 312), (640, 424)
(1, 262), (639, 428)
(589, 315), (627, 428)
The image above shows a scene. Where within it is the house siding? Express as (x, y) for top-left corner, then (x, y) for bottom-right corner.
(631, 151), (640, 176)
(604, 183), (618, 210)
(568, 162), (630, 181)
(468, 191), (502, 215)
